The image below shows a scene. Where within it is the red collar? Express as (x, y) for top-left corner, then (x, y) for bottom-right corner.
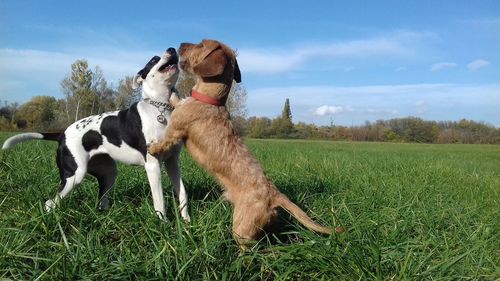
(191, 90), (223, 106)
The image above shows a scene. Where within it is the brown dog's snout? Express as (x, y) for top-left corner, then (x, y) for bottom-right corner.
(178, 42), (194, 56)
(179, 60), (187, 70)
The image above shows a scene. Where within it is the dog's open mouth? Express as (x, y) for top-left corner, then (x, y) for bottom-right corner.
(158, 62), (177, 73)
(158, 48), (179, 73)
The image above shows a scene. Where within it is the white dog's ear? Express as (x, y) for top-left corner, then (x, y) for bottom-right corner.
(132, 74), (143, 90)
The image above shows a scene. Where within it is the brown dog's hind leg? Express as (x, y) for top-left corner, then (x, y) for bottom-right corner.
(231, 200), (277, 250)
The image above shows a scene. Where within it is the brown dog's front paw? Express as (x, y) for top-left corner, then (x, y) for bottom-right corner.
(148, 142), (164, 155)
(169, 93), (181, 107)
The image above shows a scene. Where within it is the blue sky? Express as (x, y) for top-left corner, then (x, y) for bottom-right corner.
(1, 0), (499, 126)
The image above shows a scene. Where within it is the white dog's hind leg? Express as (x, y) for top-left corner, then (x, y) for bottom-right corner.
(145, 154), (166, 220)
(165, 152), (190, 222)
(88, 154), (117, 211)
(45, 167), (87, 212)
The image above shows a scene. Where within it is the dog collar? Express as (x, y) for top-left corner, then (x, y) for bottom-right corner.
(191, 90), (223, 106)
(143, 98), (174, 124)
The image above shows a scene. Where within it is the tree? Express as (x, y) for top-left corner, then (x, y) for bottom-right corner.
(226, 83), (248, 118)
(247, 117), (272, 138)
(400, 117), (437, 143)
(226, 82), (249, 135)
(0, 101), (18, 130)
(49, 99), (72, 130)
(0, 101), (18, 123)
(295, 122), (319, 139)
(175, 72), (196, 98)
(61, 60), (114, 122)
(115, 76), (141, 110)
(61, 60), (92, 121)
(15, 96), (58, 130)
(271, 98), (295, 138)
(91, 66), (116, 113)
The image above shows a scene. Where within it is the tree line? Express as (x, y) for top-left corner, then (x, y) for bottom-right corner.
(239, 101), (500, 144)
(0, 59), (247, 132)
(1, 59), (498, 144)
(0, 59), (141, 131)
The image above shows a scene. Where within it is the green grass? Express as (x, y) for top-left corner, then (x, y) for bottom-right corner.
(0, 132), (499, 280)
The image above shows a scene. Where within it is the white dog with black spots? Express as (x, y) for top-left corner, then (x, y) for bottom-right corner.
(2, 48), (190, 222)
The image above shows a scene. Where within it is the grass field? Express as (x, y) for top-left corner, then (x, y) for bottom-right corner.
(0, 131), (499, 280)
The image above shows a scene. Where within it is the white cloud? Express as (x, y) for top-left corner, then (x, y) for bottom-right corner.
(467, 59), (491, 70)
(415, 100), (428, 113)
(395, 66), (407, 72)
(461, 18), (500, 29)
(250, 83), (456, 99)
(0, 49), (74, 74)
(430, 62), (457, 72)
(315, 105), (353, 116)
(0, 48), (155, 78)
(236, 49), (302, 74)
(238, 31), (434, 74)
(0, 47), (158, 102)
(247, 83), (500, 126)
(365, 108), (399, 115)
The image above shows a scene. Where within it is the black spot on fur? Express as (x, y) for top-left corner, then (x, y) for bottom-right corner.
(81, 118), (93, 129)
(118, 103), (147, 158)
(88, 154), (117, 211)
(82, 130), (103, 151)
(99, 104), (147, 159)
(56, 134), (77, 189)
(100, 115), (122, 147)
(138, 56), (161, 79)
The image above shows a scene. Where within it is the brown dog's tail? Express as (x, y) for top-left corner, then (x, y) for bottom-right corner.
(274, 193), (333, 235)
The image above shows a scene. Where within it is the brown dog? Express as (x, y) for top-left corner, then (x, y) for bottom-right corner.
(149, 39), (339, 246)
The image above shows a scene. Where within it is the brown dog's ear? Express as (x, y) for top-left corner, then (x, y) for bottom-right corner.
(234, 59), (241, 83)
(193, 48), (227, 78)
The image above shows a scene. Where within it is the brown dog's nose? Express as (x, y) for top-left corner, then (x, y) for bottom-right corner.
(178, 42), (194, 56)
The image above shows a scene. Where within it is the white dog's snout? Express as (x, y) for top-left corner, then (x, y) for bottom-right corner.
(163, 50), (175, 59)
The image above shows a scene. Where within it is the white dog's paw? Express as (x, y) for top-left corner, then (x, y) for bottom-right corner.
(180, 207), (191, 223)
(155, 210), (168, 222)
(181, 212), (191, 223)
(45, 199), (56, 212)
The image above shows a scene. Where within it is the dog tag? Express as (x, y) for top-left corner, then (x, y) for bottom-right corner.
(157, 115), (167, 124)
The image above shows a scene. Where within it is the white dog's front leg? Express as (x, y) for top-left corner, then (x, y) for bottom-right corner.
(165, 151), (190, 222)
(144, 154), (166, 220)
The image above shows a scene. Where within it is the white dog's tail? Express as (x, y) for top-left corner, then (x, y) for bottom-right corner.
(2, 132), (62, 150)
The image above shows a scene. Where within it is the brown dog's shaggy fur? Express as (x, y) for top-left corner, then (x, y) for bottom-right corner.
(149, 39), (338, 246)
